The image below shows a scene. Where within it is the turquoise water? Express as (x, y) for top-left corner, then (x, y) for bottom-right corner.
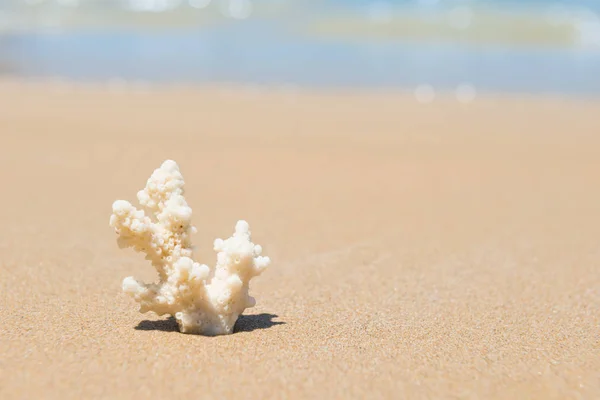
(1, 0), (599, 95)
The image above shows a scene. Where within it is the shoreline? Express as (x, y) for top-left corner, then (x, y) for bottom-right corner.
(2, 76), (600, 102)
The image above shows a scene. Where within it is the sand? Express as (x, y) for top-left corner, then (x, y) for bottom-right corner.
(0, 81), (598, 399)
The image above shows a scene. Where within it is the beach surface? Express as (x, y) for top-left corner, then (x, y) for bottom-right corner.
(0, 81), (599, 399)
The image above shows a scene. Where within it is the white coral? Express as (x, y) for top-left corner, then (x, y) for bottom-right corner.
(110, 160), (271, 335)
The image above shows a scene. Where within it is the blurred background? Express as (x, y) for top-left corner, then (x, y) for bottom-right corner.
(0, 0), (599, 96)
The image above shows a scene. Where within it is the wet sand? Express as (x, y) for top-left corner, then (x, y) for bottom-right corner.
(0, 81), (599, 399)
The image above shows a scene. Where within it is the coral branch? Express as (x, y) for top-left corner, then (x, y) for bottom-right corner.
(110, 160), (271, 335)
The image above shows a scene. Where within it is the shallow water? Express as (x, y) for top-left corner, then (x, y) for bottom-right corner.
(1, 0), (599, 95)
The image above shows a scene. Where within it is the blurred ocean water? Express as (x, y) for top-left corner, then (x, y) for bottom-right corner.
(0, 0), (599, 95)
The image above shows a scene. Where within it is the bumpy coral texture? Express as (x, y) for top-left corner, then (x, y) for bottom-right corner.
(110, 160), (270, 335)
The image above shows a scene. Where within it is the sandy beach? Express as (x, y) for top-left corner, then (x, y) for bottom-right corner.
(0, 81), (598, 399)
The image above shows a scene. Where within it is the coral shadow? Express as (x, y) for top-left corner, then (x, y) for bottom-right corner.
(134, 313), (285, 334)
(135, 316), (179, 332)
(234, 313), (285, 333)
